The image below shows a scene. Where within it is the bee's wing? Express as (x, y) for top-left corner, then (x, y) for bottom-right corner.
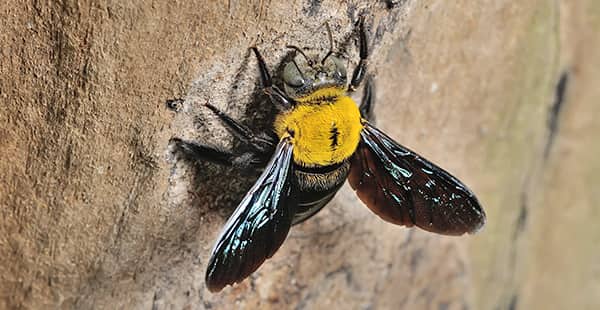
(205, 138), (297, 292)
(348, 123), (486, 235)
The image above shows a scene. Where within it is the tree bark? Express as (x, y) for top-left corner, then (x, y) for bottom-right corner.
(1, 1), (599, 309)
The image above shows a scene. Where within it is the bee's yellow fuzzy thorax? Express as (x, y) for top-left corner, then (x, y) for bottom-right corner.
(274, 88), (363, 167)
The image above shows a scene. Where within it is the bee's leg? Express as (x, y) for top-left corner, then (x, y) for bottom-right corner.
(359, 76), (375, 122)
(204, 102), (277, 155)
(349, 16), (368, 92)
(250, 47), (295, 110)
(170, 138), (270, 172)
(170, 138), (234, 166)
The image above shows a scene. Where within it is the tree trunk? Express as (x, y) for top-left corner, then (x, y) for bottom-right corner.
(1, 1), (598, 309)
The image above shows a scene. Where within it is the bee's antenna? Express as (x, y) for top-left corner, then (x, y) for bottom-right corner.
(286, 45), (313, 66)
(291, 59), (306, 80)
(321, 22), (334, 64)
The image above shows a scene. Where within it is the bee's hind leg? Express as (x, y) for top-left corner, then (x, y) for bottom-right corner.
(170, 138), (235, 167)
(170, 137), (269, 177)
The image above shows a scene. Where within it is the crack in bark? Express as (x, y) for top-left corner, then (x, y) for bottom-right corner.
(508, 293), (519, 310)
(503, 30), (569, 308)
(544, 71), (570, 159)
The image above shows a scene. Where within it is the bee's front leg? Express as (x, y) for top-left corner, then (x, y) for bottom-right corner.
(250, 47), (296, 110)
(349, 16), (369, 92)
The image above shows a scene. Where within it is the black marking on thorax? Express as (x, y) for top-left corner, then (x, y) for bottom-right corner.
(330, 123), (339, 149)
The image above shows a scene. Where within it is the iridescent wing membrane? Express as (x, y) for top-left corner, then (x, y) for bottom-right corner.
(205, 138), (298, 292)
(349, 123), (486, 235)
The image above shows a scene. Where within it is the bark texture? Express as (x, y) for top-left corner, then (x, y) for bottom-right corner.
(1, 1), (598, 309)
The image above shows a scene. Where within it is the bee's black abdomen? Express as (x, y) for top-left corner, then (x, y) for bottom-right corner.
(291, 160), (350, 224)
(293, 184), (343, 225)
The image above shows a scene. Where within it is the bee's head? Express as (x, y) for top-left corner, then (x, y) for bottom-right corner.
(281, 46), (348, 98)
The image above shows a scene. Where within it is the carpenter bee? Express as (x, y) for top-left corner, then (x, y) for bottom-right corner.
(171, 18), (486, 292)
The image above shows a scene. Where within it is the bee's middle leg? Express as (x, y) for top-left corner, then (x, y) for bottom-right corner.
(204, 102), (276, 156)
(359, 77), (375, 123)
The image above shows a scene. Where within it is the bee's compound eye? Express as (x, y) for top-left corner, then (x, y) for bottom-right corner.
(283, 62), (305, 87)
(330, 56), (347, 81)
